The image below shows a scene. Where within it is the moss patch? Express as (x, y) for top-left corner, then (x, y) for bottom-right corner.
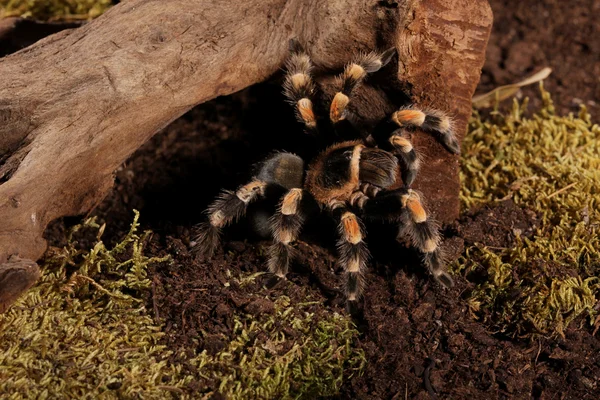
(0, 212), (178, 398)
(456, 85), (600, 338)
(0, 0), (113, 20)
(186, 296), (364, 399)
(0, 212), (364, 398)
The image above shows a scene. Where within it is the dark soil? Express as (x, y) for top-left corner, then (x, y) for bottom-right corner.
(478, 0), (600, 116)
(24, 0), (600, 398)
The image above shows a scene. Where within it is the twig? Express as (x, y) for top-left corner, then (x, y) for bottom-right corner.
(13, 299), (51, 311)
(546, 182), (577, 199)
(65, 274), (133, 301)
(592, 315), (600, 336)
(534, 340), (542, 365)
(485, 246), (508, 250)
(152, 275), (160, 321)
(156, 385), (186, 393)
(497, 176), (539, 201)
(424, 358), (438, 399)
(427, 321), (442, 344)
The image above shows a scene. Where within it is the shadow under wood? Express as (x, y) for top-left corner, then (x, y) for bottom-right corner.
(0, 18), (85, 58)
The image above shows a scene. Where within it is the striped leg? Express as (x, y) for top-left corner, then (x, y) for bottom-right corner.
(192, 180), (268, 258)
(329, 48), (396, 124)
(391, 106), (460, 154)
(360, 189), (454, 288)
(388, 129), (421, 187)
(331, 204), (370, 301)
(398, 190), (454, 288)
(283, 46), (318, 130)
(267, 188), (307, 278)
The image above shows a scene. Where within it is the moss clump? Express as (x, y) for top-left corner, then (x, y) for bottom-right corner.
(0, 212), (364, 398)
(0, 211), (178, 398)
(187, 296), (364, 399)
(0, 0), (112, 20)
(456, 85), (600, 338)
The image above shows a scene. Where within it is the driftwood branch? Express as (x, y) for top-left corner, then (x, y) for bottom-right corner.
(0, 0), (492, 310)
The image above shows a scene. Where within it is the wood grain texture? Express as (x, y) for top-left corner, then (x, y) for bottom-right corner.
(0, 0), (492, 309)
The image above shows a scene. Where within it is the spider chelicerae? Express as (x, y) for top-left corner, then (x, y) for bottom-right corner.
(193, 41), (459, 304)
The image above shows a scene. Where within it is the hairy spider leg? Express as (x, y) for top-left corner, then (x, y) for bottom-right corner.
(390, 106), (460, 155)
(330, 203), (371, 302)
(360, 188), (454, 288)
(388, 130), (421, 187)
(283, 45), (318, 131)
(192, 180), (269, 258)
(371, 106), (457, 187)
(267, 188), (310, 278)
(329, 47), (396, 124)
(368, 121), (421, 187)
(193, 153), (306, 259)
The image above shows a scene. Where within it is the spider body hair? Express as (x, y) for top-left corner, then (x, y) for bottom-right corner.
(193, 42), (458, 305)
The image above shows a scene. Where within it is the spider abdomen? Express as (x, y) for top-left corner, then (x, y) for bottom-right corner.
(358, 148), (398, 189)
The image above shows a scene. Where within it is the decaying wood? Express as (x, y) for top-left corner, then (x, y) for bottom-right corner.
(0, 0), (492, 311)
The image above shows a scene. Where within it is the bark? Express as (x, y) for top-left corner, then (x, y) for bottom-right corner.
(0, 0), (492, 311)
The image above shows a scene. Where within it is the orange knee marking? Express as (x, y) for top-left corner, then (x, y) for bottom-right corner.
(330, 92), (349, 122)
(345, 63), (366, 81)
(236, 181), (267, 203)
(291, 73), (309, 90)
(297, 98), (316, 127)
(406, 197), (427, 223)
(281, 188), (303, 215)
(341, 212), (362, 244)
(392, 109), (426, 127)
(390, 135), (413, 153)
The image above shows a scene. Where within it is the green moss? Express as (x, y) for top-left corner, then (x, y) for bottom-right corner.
(0, 212), (364, 398)
(0, 0), (112, 20)
(456, 84), (600, 338)
(188, 296), (364, 399)
(0, 211), (177, 398)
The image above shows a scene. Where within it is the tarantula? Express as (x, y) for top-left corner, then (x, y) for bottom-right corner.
(193, 42), (458, 303)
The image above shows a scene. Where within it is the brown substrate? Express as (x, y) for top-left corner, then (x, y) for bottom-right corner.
(39, 86), (598, 398)
(478, 0), (600, 116)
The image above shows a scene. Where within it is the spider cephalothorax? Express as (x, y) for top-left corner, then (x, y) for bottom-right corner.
(193, 42), (458, 303)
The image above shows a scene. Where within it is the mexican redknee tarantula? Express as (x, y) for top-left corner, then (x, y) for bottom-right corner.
(193, 42), (459, 304)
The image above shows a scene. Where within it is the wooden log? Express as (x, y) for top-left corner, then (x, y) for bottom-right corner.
(0, 0), (492, 311)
